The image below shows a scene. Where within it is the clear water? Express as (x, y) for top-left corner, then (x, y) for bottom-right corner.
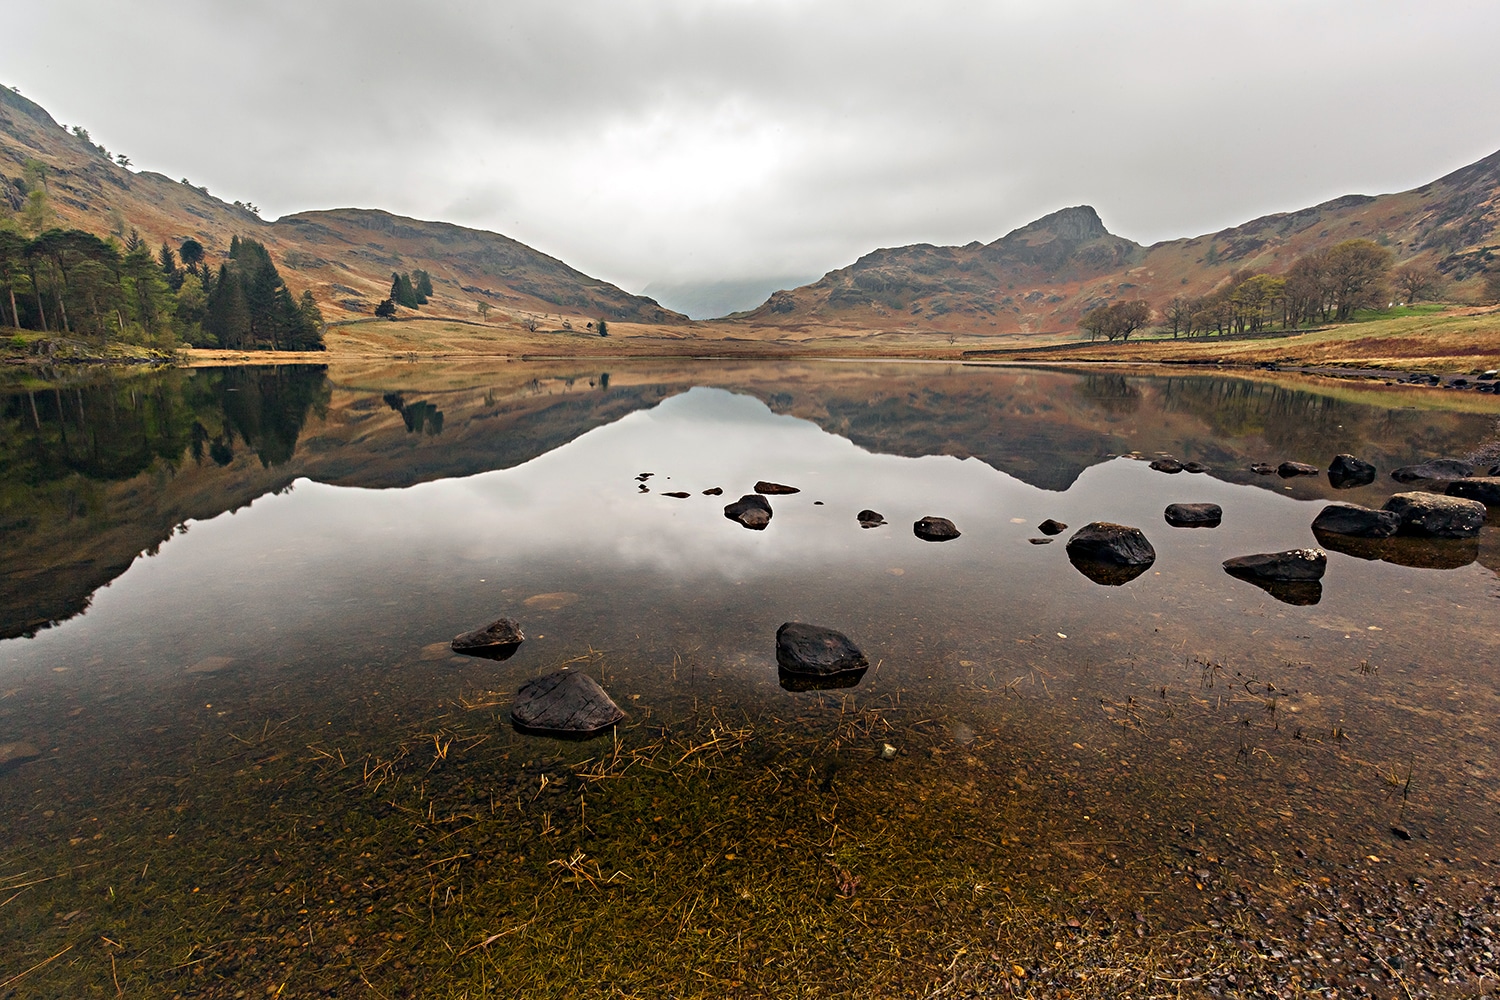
(1, 362), (1497, 997)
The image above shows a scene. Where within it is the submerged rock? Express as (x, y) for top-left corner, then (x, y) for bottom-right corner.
(755, 481), (800, 495)
(1311, 502), (1400, 538)
(1382, 491), (1487, 537)
(1065, 522), (1155, 585)
(913, 516), (961, 541)
(1446, 477), (1500, 506)
(857, 509), (887, 528)
(1149, 457), (1184, 473)
(725, 494), (773, 530)
(1278, 461), (1320, 478)
(1328, 454), (1377, 488)
(451, 617), (526, 660)
(776, 622), (868, 679)
(1164, 503), (1222, 527)
(0, 741), (41, 772)
(1250, 462), (1277, 475)
(1223, 549), (1327, 582)
(511, 671), (624, 735)
(1391, 459), (1474, 483)
(1037, 518), (1068, 535)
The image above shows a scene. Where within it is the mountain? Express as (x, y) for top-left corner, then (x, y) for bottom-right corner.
(738, 150), (1500, 336)
(0, 87), (684, 327)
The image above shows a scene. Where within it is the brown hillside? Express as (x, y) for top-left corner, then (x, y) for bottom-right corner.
(737, 150), (1500, 338)
(0, 87), (684, 329)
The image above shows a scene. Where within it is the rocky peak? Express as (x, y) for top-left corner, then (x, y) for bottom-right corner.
(996, 205), (1110, 246)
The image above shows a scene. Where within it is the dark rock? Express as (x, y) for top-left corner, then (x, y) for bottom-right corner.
(1238, 578), (1324, 606)
(1250, 463), (1277, 475)
(755, 481), (800, 495)
(1446, 477), (1500, 506)
(636, 473), (654, 481)
(813, 501), (824, 505)
(913, 516), (961, 541)
(857, 509), (886, 528)
(1314, 530), (1478, 570)
(775, 622), (868, 679)
(1277, 461), (1320, 478)
(510, 671), (624, 735)
(1183, 462), (1210, 474)
(1390, 459), (1474, 483)
(1037, 518), (1068, 535)
(1310, 502), (1400, 538)
(1065, 522), (1155, 585)
(702, 487), (723, 496)
(1028, 537), (1053, 545)
(1382, 491), (1487, 537)
(451, 617), (525, 660)
(1149, 457), (1184, 473)
(1164, 503), (1222, 527)
(1328, 454), (1376, 487)
(1222, 549), (1327, 582)
(662, 491), (690, 498)
(725, 494), (772, 530)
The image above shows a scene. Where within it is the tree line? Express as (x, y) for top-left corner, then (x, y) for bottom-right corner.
(1080, 238), (1461, 342)
(0, 226), (322, 351)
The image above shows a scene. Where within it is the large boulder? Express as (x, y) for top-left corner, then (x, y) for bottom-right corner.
(1390, 459), (1474, 483)
(1278, 461), (1320, 478)
(1446, 477), (1500, 506)
(1382, 491), (1487, 537)
(913, 516), (961, 541)
(1310, 502), (1400, 538)
(1164, 503), (1222, 528)
(776, 622), (869, 680)
(755, 481), (800, 495)
(1223, 549), (1327, 582)
(451, 617), (526, 660)
(1065, 522), (1156, 585)
(725, 494), (773, 530)
(1328, 454), (1376, 488)
(511, 671), (625, 735)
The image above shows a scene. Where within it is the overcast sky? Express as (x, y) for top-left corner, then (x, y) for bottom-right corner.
(10, 1), (1500, 302)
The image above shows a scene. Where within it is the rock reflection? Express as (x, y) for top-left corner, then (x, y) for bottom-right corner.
(1314, 528), (1479, 570)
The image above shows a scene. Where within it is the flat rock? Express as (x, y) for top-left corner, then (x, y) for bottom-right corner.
(511, 671), (624, 735)
(1164, 502), (1222, 527)
(1446, 477), (1500, 506)
(524, 592), (579, 610)
(1037, 518), (1068, 535)
(1183, 462), (1210, 474)
(775, 622), (868, 678)
(0, 741), (41, 770)
(857, 509), (887, 528)
(1382, 491), (1487, 538)
(1328, 454), (1377, 488)
(1250, 462), (1277, 475)
(1278, 461), (1320, 478)
(1391, 459), (1474, 483)
(755, 481), (800, 495)
(452, 617), (525, 659)
(913, 516), (961, 541)
(1311, 502), (1400, 538)
(725, 494), (772, 530)
(1149, 457), (1184, 473)
(1223, 548), (1327, 582)
(1028, 537), (1053, 545)
(662, 491), (690, 499)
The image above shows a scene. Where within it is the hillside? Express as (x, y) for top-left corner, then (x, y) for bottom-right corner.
(0, 87), (685, 330)
(737, 150), (1500, 337)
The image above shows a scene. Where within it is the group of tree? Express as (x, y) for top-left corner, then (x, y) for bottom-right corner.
(374, 269), (433, 318)
(0, 222), (322, 351)
(1079, 299), (1151, 341)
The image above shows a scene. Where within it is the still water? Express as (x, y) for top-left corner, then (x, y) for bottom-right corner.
(1, 361), (1498, 998)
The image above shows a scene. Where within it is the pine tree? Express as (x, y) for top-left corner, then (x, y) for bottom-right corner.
(413, 269), (433, 304)
(158, 242), (176, 275)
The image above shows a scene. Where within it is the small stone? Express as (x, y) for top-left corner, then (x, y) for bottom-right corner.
(702, 487), (724, 496)
(1311, 502), (1400, 538)
(662, 491), (690, 498)
(511, 671), (624, 735)
(754, 481), (800, 495)
(1164, 503), (1222, 527)
(776, 622), (868, 678)
(1149, 457), (1184, 473)
(1390, 459), (1474, 483)
(452, 617), (526, 659)
(1278, 461), (1320, 478)
(1183, 462), (1210, 474)
(880, 743), (898, 760)
(1222, 549), (1327, 582)
(636, 473), (654, 481)
(1382, 491), (1487, 537)
(1249, 462), (1277, 475)
(1037, 518), (1068, 535)
(913, 516), (961, 541)
(725, 494), (772, 530)
(1028, 537), (1053, 545)
(857, 509), (886, 528)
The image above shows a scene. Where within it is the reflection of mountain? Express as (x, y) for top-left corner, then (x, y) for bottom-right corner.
(3, 363), (1497, 639)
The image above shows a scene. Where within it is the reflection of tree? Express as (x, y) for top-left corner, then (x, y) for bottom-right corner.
(383, 392), (445, 436)
(1074, 374), (1141, 415)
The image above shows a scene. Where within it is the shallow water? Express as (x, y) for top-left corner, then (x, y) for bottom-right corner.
(2, 361), (1498, 997)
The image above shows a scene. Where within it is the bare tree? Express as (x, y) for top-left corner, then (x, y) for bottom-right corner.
(1393, 263), (1443, 304)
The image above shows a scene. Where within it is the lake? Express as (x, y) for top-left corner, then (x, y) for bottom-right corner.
(2, 360), (1498, 998)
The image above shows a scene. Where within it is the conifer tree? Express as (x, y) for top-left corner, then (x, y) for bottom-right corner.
(413, 269), (433, 303)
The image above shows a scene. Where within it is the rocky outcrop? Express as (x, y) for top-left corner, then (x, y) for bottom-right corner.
(511, 671), (625, 735)
(1310, 503), (1400, 538)
(725, 494), (773, 530)
(1164, 503), (1222, 528)
(1382, 491), (1487, 537)
(913, 516), (961, 541)
(451, 617), (526, 660)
